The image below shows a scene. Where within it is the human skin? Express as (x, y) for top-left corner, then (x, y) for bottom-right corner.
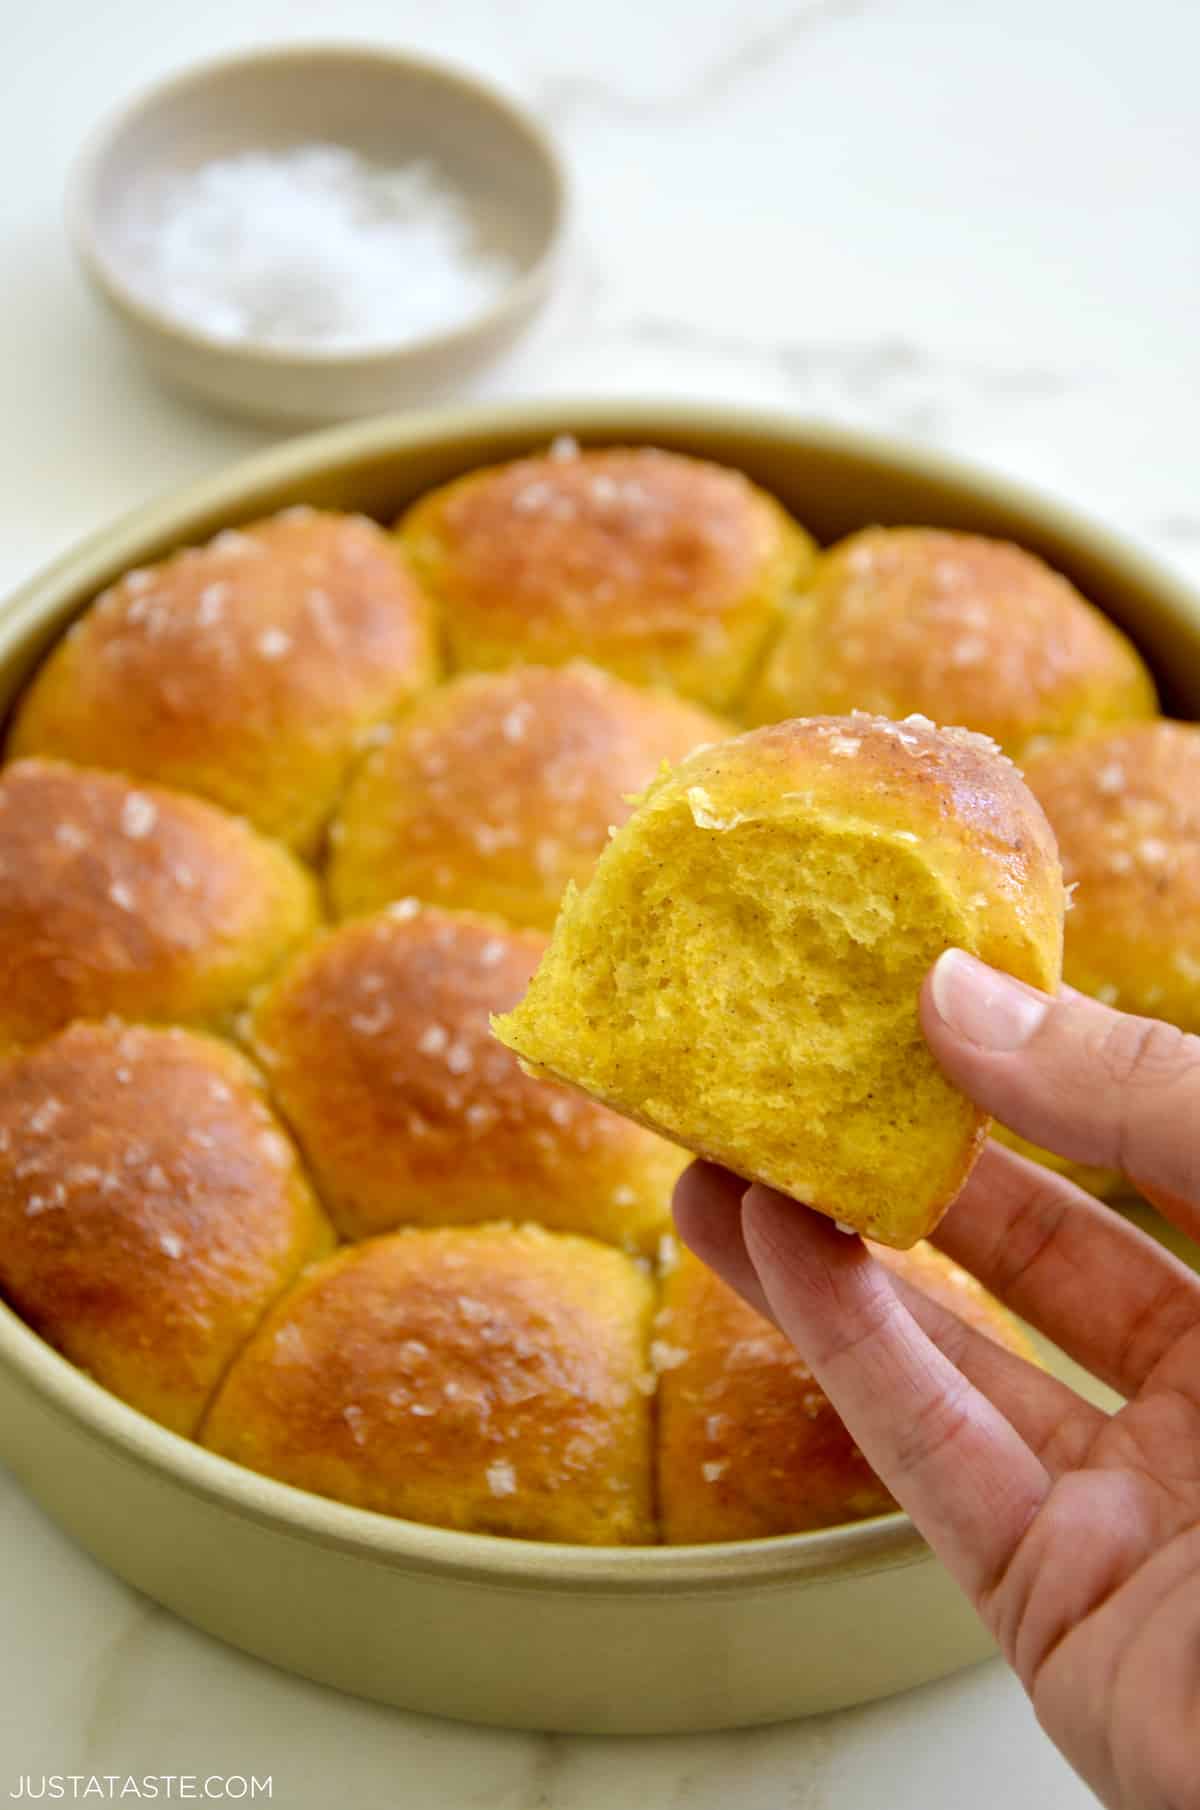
(675, 950), (1200, 1810)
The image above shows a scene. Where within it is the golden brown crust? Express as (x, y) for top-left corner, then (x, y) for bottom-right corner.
(1022, 720), (1200, 1029)
(8, 509), (439, 852)
(201, 1224), (656, 1544)
(0, 1022), (331, 1434)
(326, 663), (728, 928)
(399, 446), (814, 710)
(656, 1244), (1034, 1542)
(250, 906), (684, 1249)
(662, 713), (1067, 977)
(0, 760), (320, 1049)
(746, 527), (1157, 755)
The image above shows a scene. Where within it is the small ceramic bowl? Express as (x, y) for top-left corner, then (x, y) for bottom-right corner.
(67, 45), (567, 425)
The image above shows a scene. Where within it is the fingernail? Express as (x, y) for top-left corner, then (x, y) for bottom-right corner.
(930, 949), (1050, 1052)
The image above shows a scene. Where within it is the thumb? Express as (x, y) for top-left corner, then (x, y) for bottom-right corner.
(921, 949), (1200, 1229)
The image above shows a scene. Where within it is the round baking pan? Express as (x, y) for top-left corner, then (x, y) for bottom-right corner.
(0, 402), (1193, 1733)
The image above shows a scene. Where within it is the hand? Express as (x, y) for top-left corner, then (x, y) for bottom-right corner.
(674, 949), (1200, 1810)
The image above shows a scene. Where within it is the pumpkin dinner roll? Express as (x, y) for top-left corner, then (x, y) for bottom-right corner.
(0, 760), (319, 1051)
(202, 1224), (657, 1544)
(1021, 720), (1200, 1030)
(0, 1022), (331, 1435)
(398, 443), (814, 711)
(745, 527), (1156, 756)
(8, 508), (438, 852)
(656, 1244), (1036, 1543)
(249, 906), (684, 1250)
(991, 719), (1200, 1201)
(495, 714), (1065, 1248)
(326, 663), (728, 929)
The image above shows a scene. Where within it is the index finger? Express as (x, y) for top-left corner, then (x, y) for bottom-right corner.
(740, 1182), (1049, 1618)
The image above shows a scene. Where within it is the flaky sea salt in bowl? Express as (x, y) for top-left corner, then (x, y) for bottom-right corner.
(68, 45), (567, 424)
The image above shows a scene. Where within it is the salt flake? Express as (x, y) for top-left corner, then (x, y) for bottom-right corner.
(486, 1459), (518, 1497)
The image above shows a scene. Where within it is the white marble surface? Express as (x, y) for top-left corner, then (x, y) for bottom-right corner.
(3, 0), (1198, 1802)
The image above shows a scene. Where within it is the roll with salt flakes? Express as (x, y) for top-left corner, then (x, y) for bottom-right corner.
(745, 527), (1156, 755)
(201, 1224), (656, 1545)
(656, 1243), (1037, 1542)
(0, 759), (318, 1050)
(9, 508), (438, 853)
(249, 905), (685, 1251)
(326, 662), (727, 930)
(495, 713), (1065, 1249)
(398, 444), (815, 711)
(0, 1022), (330, 1435)
(991, 719), (1200, 1201)
(1022, 719), (1200, 1029)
